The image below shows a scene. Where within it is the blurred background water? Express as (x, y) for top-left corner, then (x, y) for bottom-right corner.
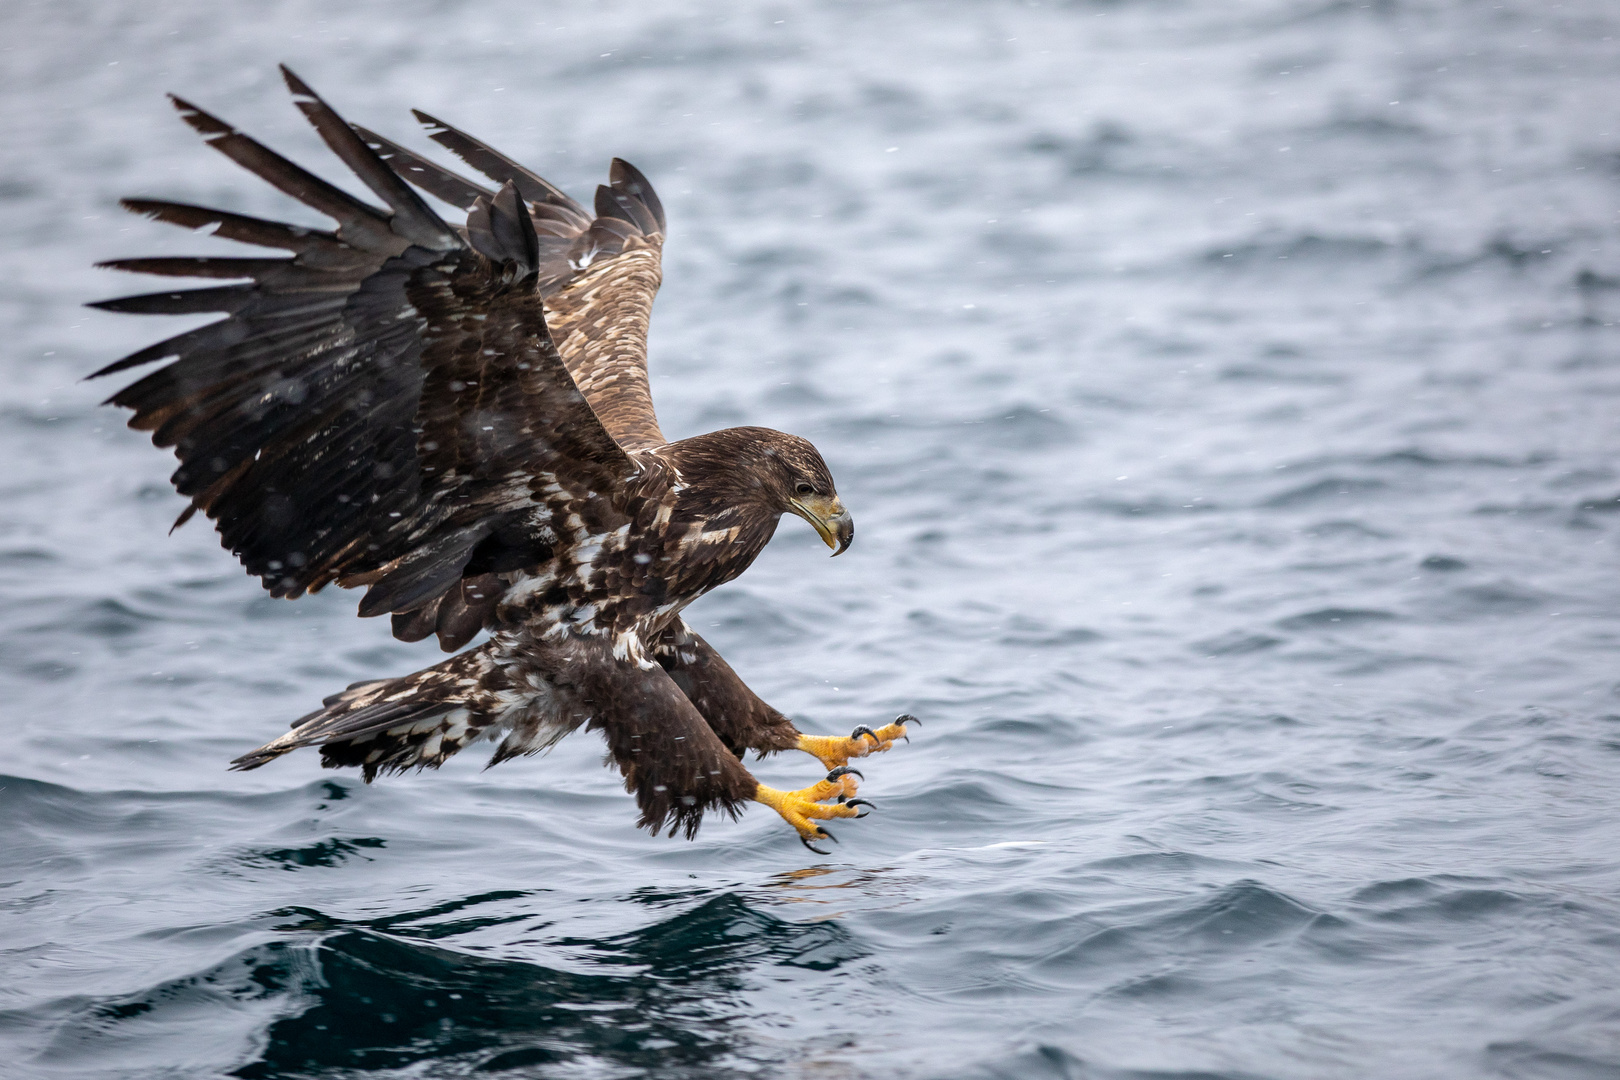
(3, 1), (1620, 1077)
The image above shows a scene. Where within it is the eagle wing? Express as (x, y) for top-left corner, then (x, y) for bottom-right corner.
(357, 114), (668, 450)
(91, 69), (640, 632)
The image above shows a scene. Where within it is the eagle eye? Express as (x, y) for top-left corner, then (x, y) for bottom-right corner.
(794, 481), (815, 496)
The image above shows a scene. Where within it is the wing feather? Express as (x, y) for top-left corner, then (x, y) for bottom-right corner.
(279, 67), (460, 252)
(97, 256), (299, 280)
(93, 74), (635, 624)
(169, 94), (405, 256)
(116, 199), (372, 273)
(87, 285), (258, 316)
(353, 125), (493, 210)
(377, 122), (670, 449)
(412, 109), (588, 222)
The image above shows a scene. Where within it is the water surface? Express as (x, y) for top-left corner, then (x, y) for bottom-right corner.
(3, 1), (1620, 1076)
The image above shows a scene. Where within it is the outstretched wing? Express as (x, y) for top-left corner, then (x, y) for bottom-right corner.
(91, 68), (634, 632)
(358, 115), (669, 449)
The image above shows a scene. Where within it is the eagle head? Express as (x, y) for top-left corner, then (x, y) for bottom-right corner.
(671, 427), (854, 555)
(774, 435), (854, 557)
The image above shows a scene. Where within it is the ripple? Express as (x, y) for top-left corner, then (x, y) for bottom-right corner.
(1206, 232), (1396, 268)
(1575, 493), (1620, 514)
(1275, 607), (1398, 631)
(1195, 631), (1283, 656)
(1369, 887), (1528, 924)
(958, 405), (1075, 451)
(1175, 881), (1320, 946)
(234, 837), (387, 872)
(1261, 477), (1389, 508)
(18, 941), (292, 1077)
(1429, 582), (1551, 619)
(998, 614), (1104, 648)
(1485, 1040), (1620, 1080)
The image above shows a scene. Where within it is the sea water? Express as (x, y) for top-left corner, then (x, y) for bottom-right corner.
(3, 2), (1619, 1076)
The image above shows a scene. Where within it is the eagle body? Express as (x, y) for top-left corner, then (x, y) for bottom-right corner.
(93, 70), (907, 850)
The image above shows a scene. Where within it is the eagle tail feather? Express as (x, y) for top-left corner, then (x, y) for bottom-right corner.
(230, 649), (500, 781)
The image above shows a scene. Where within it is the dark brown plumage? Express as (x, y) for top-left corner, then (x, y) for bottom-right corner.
(92, 69), (913, 851)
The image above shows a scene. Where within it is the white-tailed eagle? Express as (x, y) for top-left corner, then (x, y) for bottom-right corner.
(90, 68), (915, 853)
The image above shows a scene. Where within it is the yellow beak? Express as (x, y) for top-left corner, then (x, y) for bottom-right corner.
(789, 495), (854, 556)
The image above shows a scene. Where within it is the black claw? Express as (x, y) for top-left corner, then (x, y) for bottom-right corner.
(850, 724), (881, 746)
(896, 714), (920, 727)
(826, 765), (864, 783)
(846, 797), (875, 819)
(801, 835), (832, 855)
(819, 827), (838, 844)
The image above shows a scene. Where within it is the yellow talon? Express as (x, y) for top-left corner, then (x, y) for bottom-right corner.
(796, 714), (919, 772)
(755, 778), (865, 853)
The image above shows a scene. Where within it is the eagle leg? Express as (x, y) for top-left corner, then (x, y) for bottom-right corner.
(652, 622), (803, 758)
(796, 714), (919, 772)
(754, 768), (868, 852)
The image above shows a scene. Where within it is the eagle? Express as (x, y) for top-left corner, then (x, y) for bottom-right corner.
(89, 68), (916, 853)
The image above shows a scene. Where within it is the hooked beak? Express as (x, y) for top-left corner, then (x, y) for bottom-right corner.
(789, 495), (854, 556)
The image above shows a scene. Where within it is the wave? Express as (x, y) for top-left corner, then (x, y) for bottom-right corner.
(12, 890), (869, 1079)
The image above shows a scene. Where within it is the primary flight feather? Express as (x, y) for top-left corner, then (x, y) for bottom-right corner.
(91, 68), (915, 852)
